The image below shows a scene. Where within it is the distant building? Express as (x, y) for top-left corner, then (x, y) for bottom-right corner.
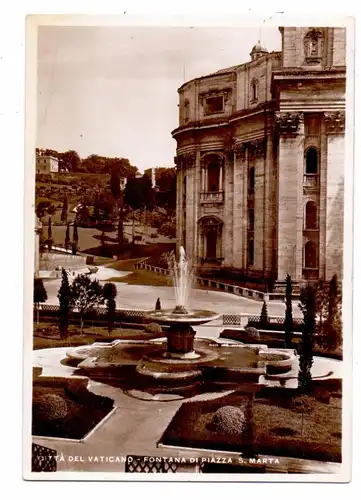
(119, 177), (127, 190)
(36, 155), (59, 174)
(172, 27), (346, 290)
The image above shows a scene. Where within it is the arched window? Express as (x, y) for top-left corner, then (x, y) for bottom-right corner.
(248, 239), (254, 266)
(305, 147), (318, 174)
(199, 216), (223, 261)
(304, 241), (318, 269)
(249, 167), (255, 193)
(305, 201), (318, 229)
(251, 79), (258, 102)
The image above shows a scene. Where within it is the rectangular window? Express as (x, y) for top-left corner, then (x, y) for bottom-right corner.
(204, 96), (224, 115)
(304, 114), (321, 135)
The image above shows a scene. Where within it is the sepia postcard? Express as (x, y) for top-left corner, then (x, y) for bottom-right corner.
(23, 14), (354, 482)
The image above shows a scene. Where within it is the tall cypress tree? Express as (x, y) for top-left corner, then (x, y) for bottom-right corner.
(61, 195), (69, 224)
(65, 223), (70, 250)
(298, 285), (316, 392)
(326, 274), (342, 350)
(284, 274), (293, 348)
(72, 219), (79, 254)
(103, 283), (117, 334)
(47, 217), (53, 251)
(57, 268), (72, 339)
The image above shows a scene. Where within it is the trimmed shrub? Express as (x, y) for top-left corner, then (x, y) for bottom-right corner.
(144, 322), (163, 334)
(260, 301), (269, 327)
(244, 326), (260, 341)
(210, 405), (247, 436)
(33, 393), (68, 421)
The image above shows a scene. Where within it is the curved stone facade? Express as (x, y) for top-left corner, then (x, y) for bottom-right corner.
(172, 27), (346, 289)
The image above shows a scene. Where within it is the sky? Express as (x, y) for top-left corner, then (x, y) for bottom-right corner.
(37, 25), (281, 172)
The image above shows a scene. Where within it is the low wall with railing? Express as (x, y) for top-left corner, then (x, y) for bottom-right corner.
(134, 260), (289, 302)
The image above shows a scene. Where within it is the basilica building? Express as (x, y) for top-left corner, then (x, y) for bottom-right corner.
(172, 27), (346, 290)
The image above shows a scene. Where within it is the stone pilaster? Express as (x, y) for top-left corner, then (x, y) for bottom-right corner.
(232, 144), (245, 269)
(224, 150), (234, 267)
(324, 112), (345, 280)
(264, 134), (275, 276)
(250, 139), (266, 271)
(276, 112), (304, 282)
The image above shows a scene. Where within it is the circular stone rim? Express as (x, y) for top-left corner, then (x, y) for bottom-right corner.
(145, 309), (220, 325)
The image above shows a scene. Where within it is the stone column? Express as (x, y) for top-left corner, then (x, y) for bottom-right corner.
(219, 163), (223, 191)
(276, 112), (305, 283)
(324, 112), (345, 281)
(184, 154), (195, 260)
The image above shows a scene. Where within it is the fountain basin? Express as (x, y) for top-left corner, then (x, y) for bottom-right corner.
(145, 309), (220, 325)
(66, 339), (297, 392)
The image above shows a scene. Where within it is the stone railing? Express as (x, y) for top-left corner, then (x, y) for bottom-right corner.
(134, 260), (291, 302)
(303, 174), (319, 190)
(200, 191), (224, 204)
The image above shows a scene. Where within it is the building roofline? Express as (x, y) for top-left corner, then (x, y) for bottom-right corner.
(177, 51), (281, 93)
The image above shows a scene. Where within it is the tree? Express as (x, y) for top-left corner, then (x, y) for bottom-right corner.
(284, 274), (293, 348)
(47, 217), (53, 251)
(291, 395), (314, 436)
(61, 195), (68, 224)
(103, 283), (117, 334)
(33, 278), (48, 324)
(325, 274), (343, 351)
(65, 223), (70, 251)
(70, 274), (104, 334)
(298, 285), (316, 392)
(72, 220), (79, 253)
(155, 297), (161, 310)
(57, 268), (71, 338)
(58, 150), (81, 172)
(260, 301), (269, 328)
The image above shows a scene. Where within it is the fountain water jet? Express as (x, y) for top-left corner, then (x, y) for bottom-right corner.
(144, 247), (220, 359)
(65, 247), (298, 395)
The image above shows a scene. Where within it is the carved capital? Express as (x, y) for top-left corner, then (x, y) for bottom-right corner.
(249, 138), (266, 158)
(324, 111), (345, 134)
(233, 143), (246, 160)
(276, 112), (303, 135)
(184, 152), (196, 167)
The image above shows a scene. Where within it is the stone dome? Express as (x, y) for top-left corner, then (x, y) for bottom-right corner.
(250, 42), (268, 60)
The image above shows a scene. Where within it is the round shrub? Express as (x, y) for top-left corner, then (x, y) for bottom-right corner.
(210, 405), (247, 436)
(144, 322), (163, 334)
(33, 393), (68, 421)
(244, 326), (260, 341)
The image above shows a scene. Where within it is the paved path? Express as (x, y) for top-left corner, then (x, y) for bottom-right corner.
(42, 266), (303, 317)
(31, 345), (343, 474)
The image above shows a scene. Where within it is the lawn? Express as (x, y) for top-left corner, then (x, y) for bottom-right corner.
(106, 269), (172, 287)
(160, 385), (342, 463)
(32, 384), (114, 440)
(33, 322), (165, 350)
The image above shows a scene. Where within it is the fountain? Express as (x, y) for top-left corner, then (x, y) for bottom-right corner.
(143, 247), (220, 359)
(66, 247), (297, 394)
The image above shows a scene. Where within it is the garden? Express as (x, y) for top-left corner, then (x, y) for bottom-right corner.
(160, 381), (342, 463)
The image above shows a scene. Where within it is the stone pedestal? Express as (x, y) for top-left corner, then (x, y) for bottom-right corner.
(166, 324), (197, 358)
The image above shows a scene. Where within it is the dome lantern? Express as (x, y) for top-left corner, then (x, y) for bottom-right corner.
(250, 41), (268, 61)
